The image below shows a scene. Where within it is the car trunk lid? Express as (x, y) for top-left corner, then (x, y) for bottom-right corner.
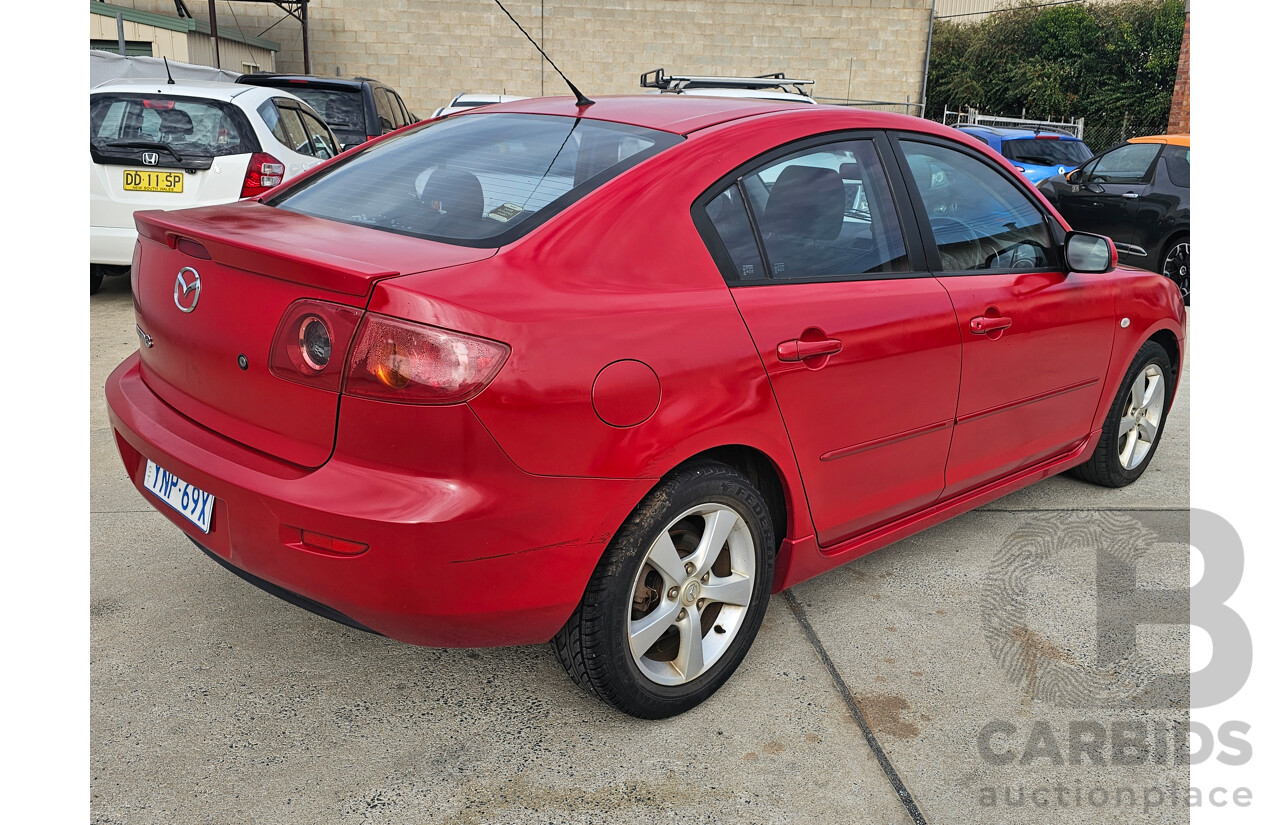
(132, 200), (496, 467)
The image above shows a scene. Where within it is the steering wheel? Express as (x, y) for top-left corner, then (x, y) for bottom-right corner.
(929, 216), (986, 271)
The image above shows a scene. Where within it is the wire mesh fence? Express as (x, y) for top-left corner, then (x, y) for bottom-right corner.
(1083, 116), (1173, 153)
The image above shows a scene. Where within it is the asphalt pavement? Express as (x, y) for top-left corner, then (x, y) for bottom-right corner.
(91, 272), (1190, 825)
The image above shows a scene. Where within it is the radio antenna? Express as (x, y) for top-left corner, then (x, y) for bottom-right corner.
(491, 0), (593, 107)
(163, 56), (176, 85)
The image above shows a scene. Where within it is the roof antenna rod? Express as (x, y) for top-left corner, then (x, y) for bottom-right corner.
(163, 56), (176, 85)
(491, 0), (593, 106)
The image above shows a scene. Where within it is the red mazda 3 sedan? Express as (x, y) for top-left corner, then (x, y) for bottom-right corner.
(106, 96), (1185, 718)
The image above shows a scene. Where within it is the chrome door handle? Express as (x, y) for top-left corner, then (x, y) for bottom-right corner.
(1122, 192), (1139, 199)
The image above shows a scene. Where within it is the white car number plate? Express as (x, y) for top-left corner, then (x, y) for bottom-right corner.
(144, 459), (215, 533)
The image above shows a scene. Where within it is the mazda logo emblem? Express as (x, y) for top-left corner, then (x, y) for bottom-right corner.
(142, 152), (159, 166)
(174, 267), (201, 313)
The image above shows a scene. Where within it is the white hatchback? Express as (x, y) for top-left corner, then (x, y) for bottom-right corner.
(90, 79), (340, 293)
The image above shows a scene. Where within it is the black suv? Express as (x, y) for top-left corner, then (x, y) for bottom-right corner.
(235, 73), (417, 150)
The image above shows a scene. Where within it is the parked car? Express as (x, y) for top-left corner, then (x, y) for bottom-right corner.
(432, 93), (530, 117)
(106, 96), (1184, 718)
(90, 79), (340, 294)
(641, 68), (817, 104)
(1037, 134), (1190, 303)
(955, 124), (1093, 185)
(235, 73), (418, 150)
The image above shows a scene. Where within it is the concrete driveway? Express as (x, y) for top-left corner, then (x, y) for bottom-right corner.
(91, 273), (1190, 825)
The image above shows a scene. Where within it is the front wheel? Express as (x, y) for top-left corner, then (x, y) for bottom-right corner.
(1161, 237), (1190, 305)
(1071, 341), (1173, 487)
(553, 461), (775, 718)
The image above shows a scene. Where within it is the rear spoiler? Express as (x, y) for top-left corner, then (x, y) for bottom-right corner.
(134, 204), (398, 297)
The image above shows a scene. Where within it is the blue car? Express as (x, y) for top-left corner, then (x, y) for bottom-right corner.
(955, 125), (1093, 185)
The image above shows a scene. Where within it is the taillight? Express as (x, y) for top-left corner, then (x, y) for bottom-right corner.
(345, 314), (509, 404)
(241, 152), (286, 198)
(269, 300), (363, 391)
(366, 135), (378, 143)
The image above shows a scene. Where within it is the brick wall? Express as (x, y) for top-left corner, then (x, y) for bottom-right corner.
(118, 1), (933, 119)
(1167, 11), (1189, 134)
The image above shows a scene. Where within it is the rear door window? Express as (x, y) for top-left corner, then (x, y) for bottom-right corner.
(90, 94), (255, 166)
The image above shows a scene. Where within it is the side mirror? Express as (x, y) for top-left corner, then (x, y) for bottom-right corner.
(1064, 231), (1116, 274)
(1065, 168), (1081, 184)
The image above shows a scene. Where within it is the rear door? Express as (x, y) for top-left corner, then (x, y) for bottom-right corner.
(890, 134), (1115, 496)
(90, 93), (257, 230)
(696, 134), (962, 546)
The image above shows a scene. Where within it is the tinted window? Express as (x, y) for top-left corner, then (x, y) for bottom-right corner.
(90, 94), (252, 158)
(1001, 137), (1092, 166)
(734, 140), (908, 280)
(272, 113), (681, 246)
(281, 88), (366, 134)
(298, 109), (339, 159)
(373, 88), (396, 131)
(1086, 142), (1161, 183)
(902, 140), (1056, 272)
(1164, 145), (1190, 188)
(706, 185), (766, 281)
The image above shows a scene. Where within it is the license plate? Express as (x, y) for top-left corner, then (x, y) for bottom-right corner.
(123, 170), (184, 193)
(143, 459), (214, 533)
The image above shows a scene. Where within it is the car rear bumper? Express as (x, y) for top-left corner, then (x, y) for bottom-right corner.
(91, 226), (137, 266)
(105, 353), (649, 647)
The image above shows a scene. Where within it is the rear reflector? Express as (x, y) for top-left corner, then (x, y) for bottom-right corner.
(301, 530), (368, 556)
(345, 314), (509, 405)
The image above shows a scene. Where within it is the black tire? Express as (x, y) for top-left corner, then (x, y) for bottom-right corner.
(90, 266), (105, 296)
(553, 461), (775, 719)
(1160, 235), (1190, 305)
(1071, 341), (1173, 487)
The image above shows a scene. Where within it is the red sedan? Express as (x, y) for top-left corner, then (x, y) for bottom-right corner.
(106, 95), (1185, 718)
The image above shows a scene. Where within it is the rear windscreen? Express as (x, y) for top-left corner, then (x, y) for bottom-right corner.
(90, 94), (254, 162)
(270, 113), (682, 246)
(278, 88), (367, 134)
(1001, 138), (1093, 167)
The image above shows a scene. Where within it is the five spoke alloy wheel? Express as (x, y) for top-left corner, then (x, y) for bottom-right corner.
(553, 461), (774, 718)
(1117, 364), (1166, 471)
(1071, 340), (1174, 487)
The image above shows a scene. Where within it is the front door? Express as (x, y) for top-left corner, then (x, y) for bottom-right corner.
(892, 136), (1116, 497)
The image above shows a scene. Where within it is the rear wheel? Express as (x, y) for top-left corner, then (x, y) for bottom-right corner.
(90, 266), (105, 295)
(1161, 237), (1189, 305)
(553, 461), (774, 718)
(1071, 341), (1173, 487)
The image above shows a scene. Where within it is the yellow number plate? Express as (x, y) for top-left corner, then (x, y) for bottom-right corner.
(123, 170), (184, 193)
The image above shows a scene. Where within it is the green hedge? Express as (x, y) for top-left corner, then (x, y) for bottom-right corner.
(925, 0), (1185, 145)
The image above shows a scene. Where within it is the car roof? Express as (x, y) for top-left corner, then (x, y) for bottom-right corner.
(449, 94), (907, 135)
(238, 73), (375, 89)
(90, 78), (266, 101)
(957, 124), (1081, 141)
(1129, 134), (1190, 147)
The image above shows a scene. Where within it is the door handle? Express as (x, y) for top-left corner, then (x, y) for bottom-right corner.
(970, 315), (1013, 335)
(1121, 192), (1139, 199)
(777, 338), (843, 362)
